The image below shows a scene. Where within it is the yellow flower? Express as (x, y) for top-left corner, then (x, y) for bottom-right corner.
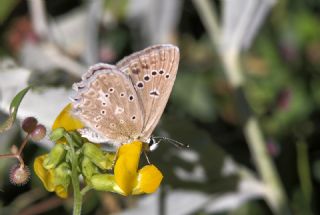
(52, 103), (84, 131)
(34, 154), (69, 198)
(90, 141), (163, 196)
(133, 164), (163, 194)
(51, 103), (84, 145)
(114, 141), (163, 196)
(34, 103), (79, 198)
(35, 103), (163, 198)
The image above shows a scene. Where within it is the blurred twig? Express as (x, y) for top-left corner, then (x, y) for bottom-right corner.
(17, 195), (64, 215)
(27, 0), (86, 77)
(0, 133), (30, 168)
(28, 0), (49, 39)
(41, 43), (86, 77)
(192, 0), (290, 214)
(1, 188), (48, 214)
(84, 0), (103, 65)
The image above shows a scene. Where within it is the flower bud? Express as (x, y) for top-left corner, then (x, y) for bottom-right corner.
(90, 174), (121, 193)
(43, 144), (66, 169)
(31, 124), (46, 141)
(83, 143), (114, 170)
(50, 127), (66, 142)
(22, 117), (38, 133)
(9, 164), (30, 186)
(106, 153), (116, 165)
(69, 131), (83, 146)
(54, 162), (71, 190)
(81, 156), (99, 180)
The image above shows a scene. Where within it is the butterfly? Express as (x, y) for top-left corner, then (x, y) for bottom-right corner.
(71, 44), (180, 149)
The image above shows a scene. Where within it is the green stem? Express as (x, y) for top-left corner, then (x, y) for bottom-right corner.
(65, 133), (82, 215)
(296, 139), (312, 207)
(80, 185), (92, 196)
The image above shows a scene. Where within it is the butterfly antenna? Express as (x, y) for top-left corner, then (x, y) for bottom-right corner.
(152, 136), (189, 148)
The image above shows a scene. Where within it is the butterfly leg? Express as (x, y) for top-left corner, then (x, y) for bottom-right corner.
(143, 151), (151, 165)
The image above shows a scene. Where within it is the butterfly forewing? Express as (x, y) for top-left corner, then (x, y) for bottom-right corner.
(116, 44), (180, 141)
(72, 65), (144, 145)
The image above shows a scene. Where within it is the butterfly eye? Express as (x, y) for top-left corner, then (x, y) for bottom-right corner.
(108, 88), (114, 93)
(165, 74), (170, 79)
(105, 93), (109, 98)
(159, 70), (165, 75)
(128, 95), (134, 101)
(120, 92), (125, 97)
(151, 70), (157, 76)
(101, 110), (106, 115)
(131, 115), (136, 120)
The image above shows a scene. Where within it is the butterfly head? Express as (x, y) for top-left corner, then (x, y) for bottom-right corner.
(143, 137), (159, 152)
(143, 136), (189, 152)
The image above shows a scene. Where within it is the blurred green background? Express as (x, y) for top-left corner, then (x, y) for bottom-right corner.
(0, 0), (320, 214)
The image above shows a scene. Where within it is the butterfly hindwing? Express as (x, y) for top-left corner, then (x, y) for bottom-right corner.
(72, 64), (144, 145)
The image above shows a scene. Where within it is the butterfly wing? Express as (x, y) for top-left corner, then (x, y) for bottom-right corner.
(72, 64), (144, 145)
(116, 44), (180, 141)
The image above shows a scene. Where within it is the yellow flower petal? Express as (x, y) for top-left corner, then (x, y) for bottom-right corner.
(114, 141), (142, 196)
(34, 154), (55, 192)
(34, 154), (69, 198)
(117, 141), (142, 172)
(55, 185), (68, 199)
(83, 142), (115, 170)
(52, 103), (84, 131)
(133, 165), (163, 194)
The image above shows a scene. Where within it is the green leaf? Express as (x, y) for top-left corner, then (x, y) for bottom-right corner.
(0, 86), (31, 133)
